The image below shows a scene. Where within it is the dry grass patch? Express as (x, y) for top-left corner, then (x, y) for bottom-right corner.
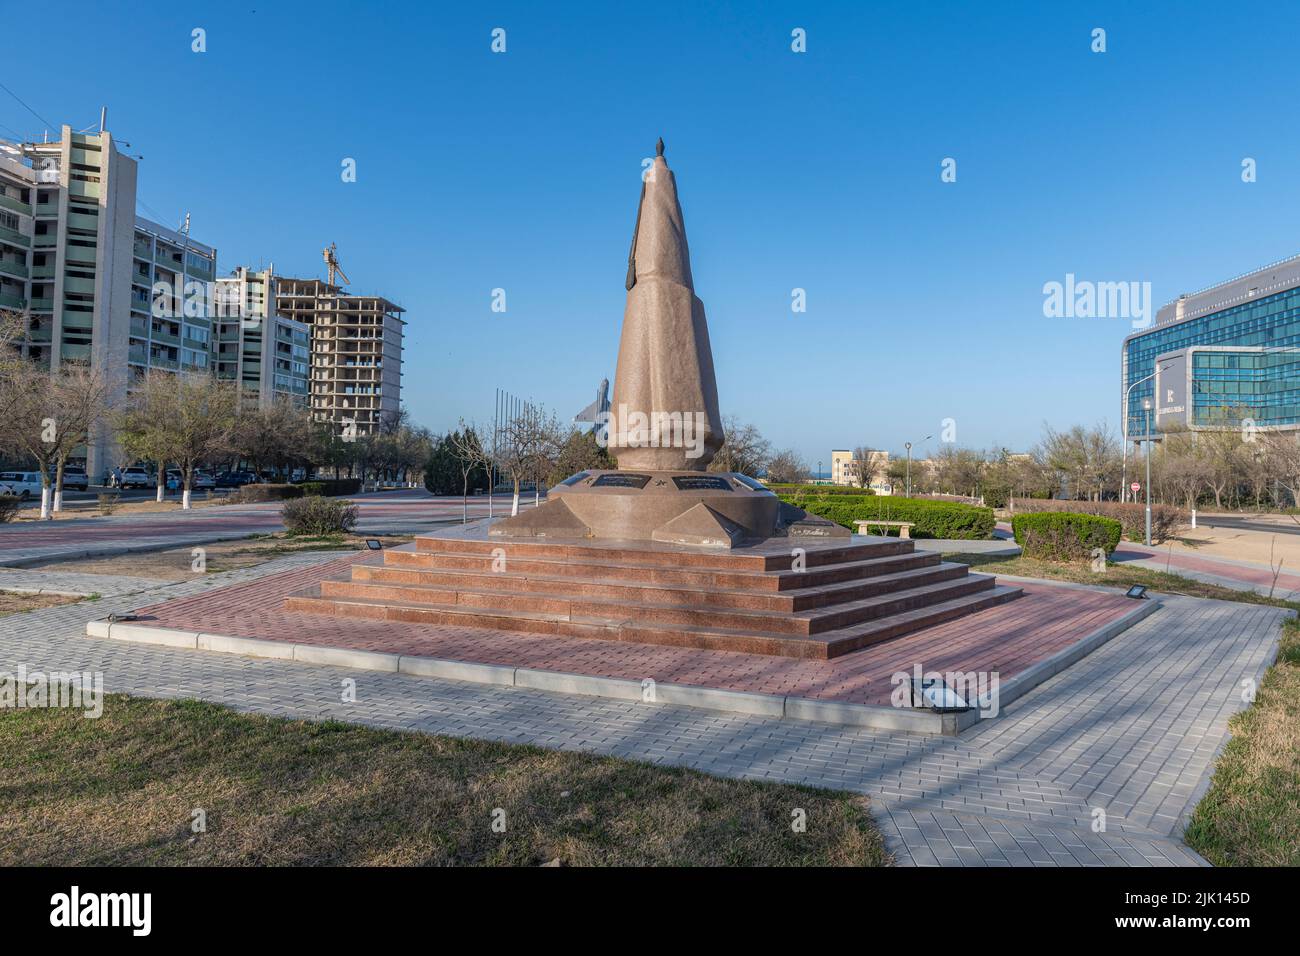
(33, 534), (411, 581)
(0, 590), (84, 617)
(1184, 618), (1300, 866)
(0, 696), (888, 867)
(951, 553), (1300, 613)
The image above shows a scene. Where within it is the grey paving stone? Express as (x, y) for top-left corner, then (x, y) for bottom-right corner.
(0, 559), (1283, 868)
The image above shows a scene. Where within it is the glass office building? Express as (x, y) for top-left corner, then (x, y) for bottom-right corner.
(1122, 254), (1300, 442)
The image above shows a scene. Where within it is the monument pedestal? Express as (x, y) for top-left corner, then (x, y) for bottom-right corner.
(286, 523), (1022, 660)
(487, 469), (848, 549)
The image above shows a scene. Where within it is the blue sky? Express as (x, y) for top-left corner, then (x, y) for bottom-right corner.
(5, 0), (1300, 466)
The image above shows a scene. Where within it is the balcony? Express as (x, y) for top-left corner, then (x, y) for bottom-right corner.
(69, 180), (100, 200)
(31, 265), (54, 279)
(149, 355), (179, 371)
(34, 202), (57, 218)
(61, 342), (92, 362)
(128, 344), (147, 365)
(29, 298), (53, 312)
(66, 211), (98, 233)
(0, 291), (25, 310)
(63, 275), (96, 295)
(28, 326), (52, 344)
(32, 233), (56, 248)
(0, 258), (29, 279)
(151, 328), (180, 347)
(0, 194), (32, 216)
(0, 225), (31, 248)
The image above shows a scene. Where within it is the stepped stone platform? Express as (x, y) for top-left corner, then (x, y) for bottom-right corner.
(283, 521), (1024, 660)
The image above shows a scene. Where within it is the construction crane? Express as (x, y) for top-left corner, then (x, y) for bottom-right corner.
(322, 242), (351, 286)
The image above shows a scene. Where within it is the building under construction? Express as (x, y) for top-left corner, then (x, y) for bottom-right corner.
(274, 277), (405, 437)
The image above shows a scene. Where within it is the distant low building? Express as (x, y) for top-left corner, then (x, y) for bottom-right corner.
(830, 447), (892, 494)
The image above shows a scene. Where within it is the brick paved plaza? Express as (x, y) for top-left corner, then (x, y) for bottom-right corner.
(0, 543), (1284, 866)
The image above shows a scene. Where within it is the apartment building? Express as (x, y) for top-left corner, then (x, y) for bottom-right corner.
(130, 215), (217, 379)
(212, 267), (310, 410)
(275, 278), (404, 436)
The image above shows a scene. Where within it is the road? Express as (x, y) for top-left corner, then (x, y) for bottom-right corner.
(1189, 514), (1300, 536)
(0, 489), (535, 567)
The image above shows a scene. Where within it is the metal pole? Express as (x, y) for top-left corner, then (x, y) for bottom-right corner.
(1144, 403), (1152, 546)
(905, 442), (912, 498)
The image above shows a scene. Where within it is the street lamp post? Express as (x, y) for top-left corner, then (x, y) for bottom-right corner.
(817, 459), (822, 485)
(904, 434), (932, 498)
(1123, 360), (1176, 508)
(1143, 397), (1153, 546)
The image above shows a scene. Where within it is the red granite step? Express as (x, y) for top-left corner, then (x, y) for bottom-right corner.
(310, 568), (994, 637)
(351, 558), (966, 612)
(386, 546), (940, 591)
(286, 583), (1023, 660)
(415, 533), (911, 571)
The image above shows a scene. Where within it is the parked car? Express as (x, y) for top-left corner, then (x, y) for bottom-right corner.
(215, 471), (259, 488)
(192, 471), (216, 490)
(119, 467), (153, 489)
(0, 471), (43, 500)
(59, 467), (89, 491)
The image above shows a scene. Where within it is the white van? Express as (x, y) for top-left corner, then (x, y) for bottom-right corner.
(0, 471), (44, 499)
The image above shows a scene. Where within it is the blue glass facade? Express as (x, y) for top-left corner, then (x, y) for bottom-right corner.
(1123, 284), (1300, 437)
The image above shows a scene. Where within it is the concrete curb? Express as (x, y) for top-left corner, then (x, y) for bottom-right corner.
(994, 598), (1161, 712)
(83, 598), (1161, 735)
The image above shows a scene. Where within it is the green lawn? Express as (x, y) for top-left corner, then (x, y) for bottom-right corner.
(1184, 617), (1300, 866)
(0, 695), (889, 867)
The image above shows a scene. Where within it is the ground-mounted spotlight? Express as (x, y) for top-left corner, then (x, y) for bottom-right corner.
(1125, 585), (1149, 600)
(365, 539), (383, 551)
(910, 676), (971, 713)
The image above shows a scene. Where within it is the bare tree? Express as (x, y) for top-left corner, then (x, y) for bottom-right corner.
(494, 403), (562, 516)
(765, 448), (809, 484)
(116, 372), (239, 509)
(49, 363), (114, 512)
(5, 361), (107, 520)
(708, 416), (770, 477)
(448, 421), (493, 523)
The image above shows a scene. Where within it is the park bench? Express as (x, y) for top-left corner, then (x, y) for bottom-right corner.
(854, 519), (915, 539)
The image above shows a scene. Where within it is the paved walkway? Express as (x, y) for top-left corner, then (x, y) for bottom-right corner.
(124, 554), (1138, 708)
(0, 555), (1285, 866)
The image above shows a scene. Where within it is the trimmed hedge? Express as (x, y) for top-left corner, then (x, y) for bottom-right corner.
(768, 483), (875, 496)
(1010, 497), (1183, 544)
(282, 496), (358, 536)
(234, 483), (304, 503)
(297, 478), (362, 497)
(1011, 512), (1122, 561)
(778, 493), (995, 539)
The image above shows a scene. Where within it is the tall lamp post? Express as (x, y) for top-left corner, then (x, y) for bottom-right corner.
(904, 434), (932, 498)
(1143, 397), (1153, 545)
(817, 459), (822, 485)
(1122, 360), (1176, 506)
